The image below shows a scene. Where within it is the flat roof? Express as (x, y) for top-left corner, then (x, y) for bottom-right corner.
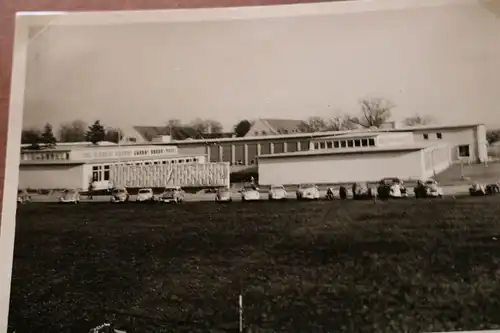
(162, 123), (483, 145)
(19, 153), (205, 165)
(258, 144), (432, 159)
(20, 143), (176, 153)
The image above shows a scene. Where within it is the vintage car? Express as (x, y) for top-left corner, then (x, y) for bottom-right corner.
(296, 184), (321, 200)
(59, 189), (81, 204)
(414, 179), (444, 198)
(17, 189), (32, 204)
(469, 183), (500, 196)
(215, 187), (232, 203)
(325, 187), (336, 200)
(136, 188), (155, 202)
(268, 185), (288, 200)
(241, 186), (261, 201)
(110, 187), (130, 203)
(159, 186), (185, 203)
(377, 177), (408, 199)
(352, 182), (377, 200)
(338, 186), (348, 200)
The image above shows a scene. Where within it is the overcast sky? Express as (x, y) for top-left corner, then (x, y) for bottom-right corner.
(22, 0), (500, 132)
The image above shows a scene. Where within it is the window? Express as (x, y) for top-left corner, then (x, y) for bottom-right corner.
(458, 145), (470, 157)
(261, 131), (267, 135)
(103, 165), (110, 181)
(162, 161), (167, 164)
(326, 141), (333, 149)
(423, 133), (429, 140)
(436, 132), (442, 139)
(314, 142), (320, 150)
(284, 129), (289, 134)
(361, 139), (368, 147)
(92, 166), (101, 182)
(354, 139), (361, 147)
(347, 140), (354, 148)
(340, 141), (347, 148)
(319, 142), (326, 149)
(368, 138), (375, 146)
(333, 141), (340, 148)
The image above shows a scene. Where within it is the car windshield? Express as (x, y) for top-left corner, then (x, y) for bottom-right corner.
(113, 189), (125, 194)
(271, 186), (284, 190)
(425, 181), (435, 185)
(138, 189), (151, 194)
(243, 187), (256, 191)
(65, 190), (76, 194)
(219, 188), (230, 193)
(164, 189), (177, 194)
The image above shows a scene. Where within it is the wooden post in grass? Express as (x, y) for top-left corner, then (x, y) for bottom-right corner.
(239, 294), (243, 333)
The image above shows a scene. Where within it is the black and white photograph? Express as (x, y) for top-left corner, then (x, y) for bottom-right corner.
(4, 0), (500, 331)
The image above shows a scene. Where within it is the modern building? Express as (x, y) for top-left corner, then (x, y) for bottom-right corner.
(161, 123), (487, 174)
(257, 132), (452, 186)
(18, 143), (207, 191)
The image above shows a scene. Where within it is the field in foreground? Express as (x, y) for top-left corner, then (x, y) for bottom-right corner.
(9, 198), (500, 333)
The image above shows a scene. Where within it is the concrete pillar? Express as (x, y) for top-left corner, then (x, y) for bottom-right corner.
(297, 141), (301, 151)
(283, 142), (288, 153)
(231, 144), (236, 165)
(270, 142), (275, 154)
(257, 143), (262, 156)
(206, 145), (211, 162)
(219, 145), (223, 162)
(244, 144), (249, 165)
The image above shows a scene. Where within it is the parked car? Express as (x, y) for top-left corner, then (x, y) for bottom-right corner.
(241, 186), (261, 202)
(17, 189), (32, 204)
(296, 184), (321, 200)
(469, 183), (500, 196)
(136, 188), (155, 202)
(377, 177), (408, 199)
(352, 182), (377, 200)
(215, 187), (232, 203)
(59, 189), (81, 204)
(268, 185), (288, 200)
(159, 186), (185, 203)
(110, 187), (130, 203)
(486, 183), (500, 195)
(414, 179), (444, 198)
(325, 187), (336, 200)
(338, 186), (348, 200)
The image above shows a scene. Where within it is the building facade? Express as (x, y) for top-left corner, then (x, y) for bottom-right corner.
(165, 123), (487, 173)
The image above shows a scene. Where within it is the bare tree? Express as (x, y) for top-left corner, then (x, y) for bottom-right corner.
(348, 98), (395, 128)
(298, 116), (328, 133)
(403, 114), (434, 127)
(326, 114), (358, 131)
(58, 120), (87, 142)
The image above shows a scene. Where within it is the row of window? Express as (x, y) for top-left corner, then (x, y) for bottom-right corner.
(91, 158), (202, 182)
(313, 138), (376, 150)
(254, 128), (302, 136)
(21, 152), (70, 161)
(423, 132), (443, 140)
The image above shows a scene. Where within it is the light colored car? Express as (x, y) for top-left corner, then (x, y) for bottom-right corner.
(469, 183), (499, 196)
(296, 184), (321, 200)
(415, 179), (444, 198)
(59, 189), (80, 204)
(377, 178), (408, 199)
(159, 186), (185, 203)
(17, 189), (32, 204)
(241, 186), (261, 201)
(352, 182), (377, 200)
(215, 187), (232, 203)
(110, 187), (130, 203)
(268, 185), (288, 200)
(136, 188), (155, 202)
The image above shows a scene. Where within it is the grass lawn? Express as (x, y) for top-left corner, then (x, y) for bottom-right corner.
(9, 198), (500, 333)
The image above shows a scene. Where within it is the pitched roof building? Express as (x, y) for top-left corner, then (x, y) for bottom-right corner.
(245, 118), (308, 137)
